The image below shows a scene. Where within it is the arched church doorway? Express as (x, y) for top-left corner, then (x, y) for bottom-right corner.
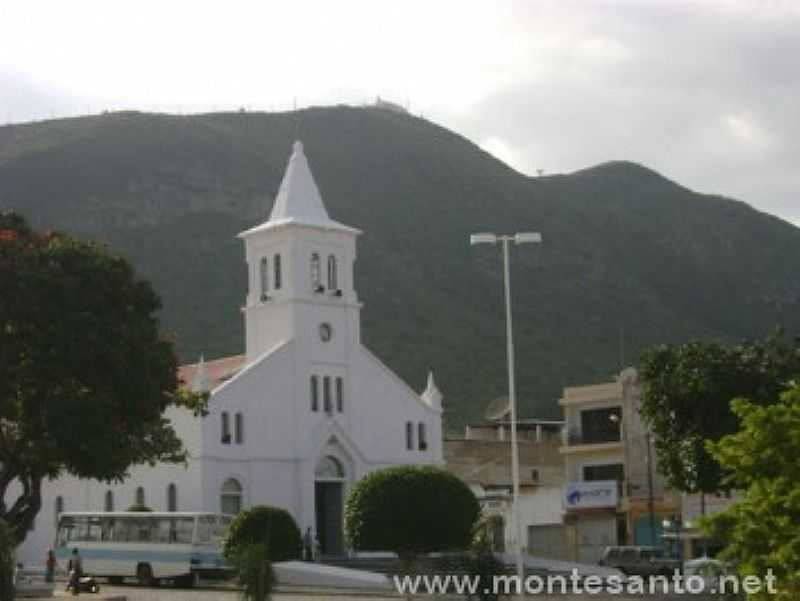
(315, 455), (345, 556)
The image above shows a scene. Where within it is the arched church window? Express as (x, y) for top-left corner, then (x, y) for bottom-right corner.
(234, 412), (244, 444)
(135, 486), (146, 507)
(327, 255), (337, 290)
(55, 496), (64, 528)
(315, 456), (345, 479)
(259, 257), (269, 301)
(220, 478), (243, 515)
(221, 411), (231, 444)
(418, 422), (428, 451)
(104, 490), (114, 512)
(335, 377), (344, 413)
(310, 376), (319, 412)
(323, 376), (332, 413)
(311, 253), (322, 291)
(274, 254), (282, 290)
(406, 421), (414, 450)
(167, 483), (178, 512)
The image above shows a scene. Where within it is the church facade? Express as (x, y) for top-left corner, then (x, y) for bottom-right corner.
(15, 141), (444, 565)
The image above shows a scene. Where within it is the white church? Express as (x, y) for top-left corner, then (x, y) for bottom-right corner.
(15, 141), (444, 564)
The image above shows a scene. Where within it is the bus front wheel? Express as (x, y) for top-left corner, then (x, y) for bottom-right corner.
(137, 564), (155, 587)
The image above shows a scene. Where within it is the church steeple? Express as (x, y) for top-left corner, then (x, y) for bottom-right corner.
(268, 141), (330, 225)
(238, 141), (362, 362)
(239, 141), (358, 237)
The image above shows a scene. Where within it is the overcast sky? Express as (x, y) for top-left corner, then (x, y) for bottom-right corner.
(1, 0), (798, 225)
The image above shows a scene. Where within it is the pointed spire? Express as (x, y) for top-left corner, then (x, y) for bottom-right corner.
(192, 355), (210, 393)
(268, 140), (331, 225)
(238, 141), (360, 238)
(421, 370), (443, 409)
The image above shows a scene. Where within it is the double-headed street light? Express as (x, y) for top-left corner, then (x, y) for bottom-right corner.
(470, 231), (542, 586)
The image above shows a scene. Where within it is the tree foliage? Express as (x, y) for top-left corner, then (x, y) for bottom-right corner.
(639, 333), (800, 495)
(703, 384), (800, 600)
(222, 505), (302, 563)
(344, 465), (480, 560)
(0, 212), (206, 543)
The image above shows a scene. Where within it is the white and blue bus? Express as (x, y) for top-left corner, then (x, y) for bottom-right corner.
(55, 511), (232, 586)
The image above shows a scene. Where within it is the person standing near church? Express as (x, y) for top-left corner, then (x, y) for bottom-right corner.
(302, 527), (314, 562)
(45, 549), (57, 583)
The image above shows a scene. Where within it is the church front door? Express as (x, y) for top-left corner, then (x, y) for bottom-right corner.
(315, 481), (344, 556)
(314, 455), (346, 557)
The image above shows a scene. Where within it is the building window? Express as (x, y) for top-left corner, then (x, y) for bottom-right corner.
(311, 253), (322, 291)
(310, 376), (319, 412)
(323, 376), (332, 413)
(55, 496), (64, 528)
(167, 483), (178, 512)
(274, 254), (282, 290)
(135, 486), (146, 507)
(104, 490), (114, 512)
(221, 411), (231, 444)
(327, 255), (337, 290)
(259, 257), (269, 301)
(583, 463), (625, 496)
(406, 421), (414, 450)
(335, 377), (344, 412)
(221, 478), (243, 515)
(234, 412), (244, 444)
(418, 422), (427, 451)
(579, 407), (622, 444)
(315, 456), (345, 479)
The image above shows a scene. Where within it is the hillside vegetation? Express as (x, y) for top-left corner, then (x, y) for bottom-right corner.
(2, 107), (798, 426)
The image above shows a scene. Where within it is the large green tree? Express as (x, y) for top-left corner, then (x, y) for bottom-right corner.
(703, 384), (800, 600)
(638, 333), (800, 501)
(0, 212), (205, 544)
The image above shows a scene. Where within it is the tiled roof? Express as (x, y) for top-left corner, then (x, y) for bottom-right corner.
(178, 354), (247, 391)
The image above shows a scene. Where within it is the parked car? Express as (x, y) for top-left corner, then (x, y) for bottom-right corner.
(683, 556), (743, 597)
(598, 546), (682, 576)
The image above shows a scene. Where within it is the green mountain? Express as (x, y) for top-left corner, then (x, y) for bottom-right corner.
(2, 107), (799, 426)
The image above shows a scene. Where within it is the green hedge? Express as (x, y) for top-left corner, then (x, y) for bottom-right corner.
(345, 465), (480, 557)
(223, 506), (302, 563)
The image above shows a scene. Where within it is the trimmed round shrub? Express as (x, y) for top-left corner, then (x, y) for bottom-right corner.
(345, 465), (480, 558)
(223, 506), (302, 563)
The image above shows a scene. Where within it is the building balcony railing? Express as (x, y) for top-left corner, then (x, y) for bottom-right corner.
(564, 428), (622, 446)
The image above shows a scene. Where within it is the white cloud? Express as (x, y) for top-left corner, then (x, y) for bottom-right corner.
(0, 0), (798, 224)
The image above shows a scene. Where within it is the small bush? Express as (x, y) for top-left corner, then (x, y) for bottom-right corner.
(126, 504), (152, 512)
(345, 465), (480, 560)
(234, 543), (275, 601)
(223, 506), (302, 563)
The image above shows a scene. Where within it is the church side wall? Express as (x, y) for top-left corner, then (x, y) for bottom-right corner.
(200, 341), (302, 519)
(350, 347), (443, 467)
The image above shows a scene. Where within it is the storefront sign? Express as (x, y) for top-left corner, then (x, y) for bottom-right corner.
(563, 481), (618, 509)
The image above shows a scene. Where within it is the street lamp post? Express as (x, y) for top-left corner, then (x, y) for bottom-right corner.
(470, 231), (542, 587)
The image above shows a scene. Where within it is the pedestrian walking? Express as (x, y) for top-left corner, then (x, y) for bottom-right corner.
(67, 548), (82, 596)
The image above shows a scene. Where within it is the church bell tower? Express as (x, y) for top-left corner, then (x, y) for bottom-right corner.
(238, 142), (362, 363)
